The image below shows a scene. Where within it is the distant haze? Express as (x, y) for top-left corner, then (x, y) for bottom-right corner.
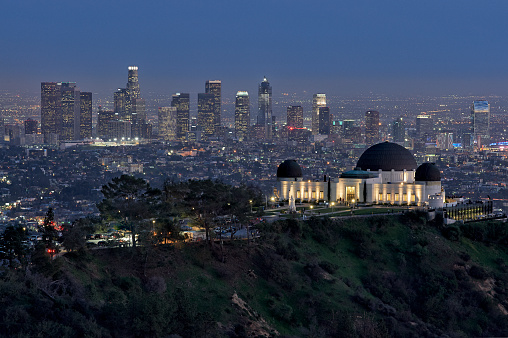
(1, 0), (508, 97)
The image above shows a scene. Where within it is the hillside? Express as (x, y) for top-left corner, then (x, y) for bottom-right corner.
(1, 213), (508, 337)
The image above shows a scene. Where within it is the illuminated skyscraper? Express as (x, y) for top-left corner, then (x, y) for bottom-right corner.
(287, 106), (304, 129)
(41, 82), (61, 143)
(114, 88), (129, 119)
(257, 77), (272, 140)
(24, 119), (38, 135)
(127, 66), (140, 100)
(416, 114), (433, 142)
(171, 93), (190, 140)
(97, 108), (117, 139)
(79, 92), (92, 139)
(205, 80), (221, 135)
(198, 93), (216, 139)
(365, 110), (380, 145)
(392, 116), (405, 143)
(319, 107), (330, 135)
(158, 107), (177, 141)
(234, 91), (250, 141)
(471, 100), (490, 148)
(59, 82), (80, 141)
(312, 94), (326, 135)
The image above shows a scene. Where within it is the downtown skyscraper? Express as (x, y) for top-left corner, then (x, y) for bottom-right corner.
(471, 100), (490, 149)
(257, 77), (272, 140)
(41, 82), (92, 143)
(365, 110), (380, 145)
(171, 93), (190, 141)
(287, 106), (304, 129)
(312, 94), (326, 135)
(205, 80), (221, 136)
(234, 91), (250, 142)
(197, 93), (216, 140)
(158, 107), (177, 141)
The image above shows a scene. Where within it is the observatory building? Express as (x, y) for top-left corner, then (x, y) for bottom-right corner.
(276, 142), (445, 208)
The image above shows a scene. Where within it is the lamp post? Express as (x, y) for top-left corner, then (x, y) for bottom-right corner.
(310, 205), (313, 216)
(249, 200), (253, 213)
(331, 201), (335, 213)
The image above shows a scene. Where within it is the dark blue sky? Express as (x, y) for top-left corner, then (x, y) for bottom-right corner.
(2, 0), (508, 97)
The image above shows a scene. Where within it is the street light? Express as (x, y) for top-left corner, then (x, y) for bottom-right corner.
(310, 205), (313, 216)
(331, 201), (335, 213)
(249, 200), (253, 213)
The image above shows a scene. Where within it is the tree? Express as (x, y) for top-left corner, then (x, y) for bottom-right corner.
(61, 217), (96, 252)
(41, 208), (57, 250)
(1, 225), (28, 267)
(97, 175), (161, 248)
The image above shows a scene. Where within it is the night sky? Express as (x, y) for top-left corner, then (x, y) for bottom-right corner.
(2, 0), (508, 97)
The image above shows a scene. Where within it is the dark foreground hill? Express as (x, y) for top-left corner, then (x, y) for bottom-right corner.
(1, 213), (508, 337)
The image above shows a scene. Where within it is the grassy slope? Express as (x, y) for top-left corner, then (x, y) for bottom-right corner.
(3, 214), (508, 337)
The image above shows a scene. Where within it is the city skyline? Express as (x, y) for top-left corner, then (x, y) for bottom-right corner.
(1, 1), (508, 97)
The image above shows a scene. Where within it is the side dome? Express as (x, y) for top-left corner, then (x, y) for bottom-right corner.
(415, 163), (441, 181)
(277, 160), (302, 178)
(356, 142), (417, 171)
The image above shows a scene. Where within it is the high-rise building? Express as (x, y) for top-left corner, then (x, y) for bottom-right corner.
(234, 91), (250, 142)
(287, 106), (304, 129)
(365, 110), (380, 145)
(79, 92), (92, 139)
(171, 93), (190, 141)
(127, 66), (140, 100)
(437, 131), (454, 151)
(41, 82), (61, 143)
(197, 93), (216, 139)
(205, 80), (221, 135)
(59, 82), (80, 141)
(114, 88), (129, 119)
(158, 107), (177, 141)
(312, 94), (326, 135)
(24, 119), (38, 135)
(392, 117), (405, 143)
(319, 107), (330, 135)
(343, 120), (356, 140)
(97, 108), (117, 139)
(416, 114), (433, 142)
(257, 77), (272, 140)
(471, 100), (490, 148)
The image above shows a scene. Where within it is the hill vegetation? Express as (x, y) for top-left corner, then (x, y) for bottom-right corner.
(1, 177), (508, 337)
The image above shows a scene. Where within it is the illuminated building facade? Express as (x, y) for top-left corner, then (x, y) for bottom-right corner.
(392, 116), (405, 143)
(41, 82), (61, 143)
(24, 119), (38, 135)
(171, 93), (190, 141)
(312, 93), (326, 135)
(287, 106), (303, 129)
(471, 100), (490, 149)
(365, 110), (380, 145)
(197, 93), (216, 139)
(276, 142), (445, 208)
(79, 92), (92, 139)
(59, 82), (80, 141)
(257, 77), (272, 140)
(158, 107), (177, 141)
(416, 114), (433, 142)
(318, 107), (330, 135)
(234, 91), (250, 141)
(205, 80), (221, 135)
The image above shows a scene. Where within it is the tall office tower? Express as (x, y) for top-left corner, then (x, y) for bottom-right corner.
(471, 100), (490, 148)
(234, 91), (250, 142)
(312, 94), (326, 135)
(257, 77), (273, 140)
(365, 110), (380, 145)
(437, 131), (454, 151)
(126, 66), (140, 100)
(158, 107), (177, 141)
(24, 119), (38, 134)
(416, 114), (433, 142)
(114, 88), (129, 119)
(132, 98), (146, 123)
(319, 107), (331, 135)
(205, 80), (221, 135)
(60, 82), (80, 141)
(343, 119), (356, 139)
(171, 93), (190, 140)
(392, 116), (405, 143)
(197, 93), (216, 139)
(79, 92), (92, 139)
(0, 118), (4, 142)
(41, 82), (61, 143)
(287, 105), (304, 128)
(97, 108), (116, 139)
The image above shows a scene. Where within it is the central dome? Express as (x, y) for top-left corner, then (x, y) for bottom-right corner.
(356, 142), (417, 171)
(277, 160), (303, 178)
